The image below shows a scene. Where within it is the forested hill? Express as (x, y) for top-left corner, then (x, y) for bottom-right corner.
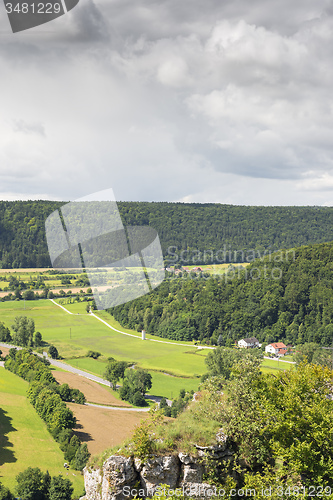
(109, 241), (333, 348)
(1, 200), (333, 268)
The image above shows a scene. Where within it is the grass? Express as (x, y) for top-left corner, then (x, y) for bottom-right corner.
(65, 357), (201, 398)
(0, 368), (84, 497)
(149, 372), (200, 399)
(188, 263), (251, 275)
(261, 358), (294, 373)
(0, 299), (208, 378)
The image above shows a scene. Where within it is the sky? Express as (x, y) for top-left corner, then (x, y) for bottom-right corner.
(1, 0), (333, 205)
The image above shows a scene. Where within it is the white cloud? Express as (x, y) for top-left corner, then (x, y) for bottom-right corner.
(1, 0), (333, 205)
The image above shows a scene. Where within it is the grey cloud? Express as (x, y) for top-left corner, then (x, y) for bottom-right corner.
(0, 0), (333, 205)
(13, 119), (45, 136)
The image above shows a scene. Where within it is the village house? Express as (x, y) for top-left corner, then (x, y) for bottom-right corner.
(238, 337), (260, 348)
(265, 342), (287, 356)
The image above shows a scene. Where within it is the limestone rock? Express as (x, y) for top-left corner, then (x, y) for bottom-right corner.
(178, 452), (194, 465)
(138, 456), (180, 493)
(181, 460), (204, 484)
(215, 429), (227, 450)
(83, 467), (103, 500)
(101, 456), (139, 500)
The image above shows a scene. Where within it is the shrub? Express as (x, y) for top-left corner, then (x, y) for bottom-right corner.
(48, 476), (73, 500)
(71, 443), (91, 471)
(131, 391), (147, 407)
(48, 345), (59, 359)
(86, 350), (101, 359)
(0, 482), (14, 500)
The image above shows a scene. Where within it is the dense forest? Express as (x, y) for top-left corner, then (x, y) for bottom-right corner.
(109, 241), (333, 347)
(1, 201), (333, 267)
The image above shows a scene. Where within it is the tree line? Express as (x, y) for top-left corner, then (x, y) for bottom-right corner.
(2, 201), (333, 268)
(109, 241), (333, 347)
(4, 349), (90, 471)
(0, 467), (74, 500)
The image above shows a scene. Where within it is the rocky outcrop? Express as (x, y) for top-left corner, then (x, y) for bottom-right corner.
(82, 431), (234, 500)
(135, 456), (179, 494)
(81, 468), (103, 500)
(81, 456), (140, 500)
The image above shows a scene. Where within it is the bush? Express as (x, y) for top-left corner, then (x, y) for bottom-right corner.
(70, 388), (86, 404)
(0, 482), (14, 500)
(48, 345), (59, 359)
(71, 443), (91, 471)
(86, 350), (101, 359)
(131, 391), (147, 407)
(48, 476), (73, 500)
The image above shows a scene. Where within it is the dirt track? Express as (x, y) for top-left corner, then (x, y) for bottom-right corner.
(52, 370), (131, 407)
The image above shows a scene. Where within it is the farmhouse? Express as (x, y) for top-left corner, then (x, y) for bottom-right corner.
(265, 342), (287, 356)
(238, 337), (260, 348)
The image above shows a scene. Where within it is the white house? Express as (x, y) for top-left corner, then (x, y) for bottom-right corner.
(265, 342), (287, 356)
(238, 337), (260, 348)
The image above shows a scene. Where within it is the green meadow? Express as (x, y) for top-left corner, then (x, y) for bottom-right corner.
(0, 367), (84, 496)
(0, 299), (289, 399)
(0, 299), (208, 395)
(261, 357), (294, 373)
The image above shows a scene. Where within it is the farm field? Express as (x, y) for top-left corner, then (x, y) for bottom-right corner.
(67, 403), (149, 456)
(180, 263), (250, 275)
(51, 370), (131, 407)
(64, 357), (201, 400)
(0, 367), (84, 496)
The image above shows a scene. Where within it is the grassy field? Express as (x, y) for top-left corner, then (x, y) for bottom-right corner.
(149, 372), (200, 399)
(0, 368), (84, 497)
(181, 263), (250, 275)
(261, 358), (294, 373)
(0, 299), (291, 397)
(0, 300), (208, 397)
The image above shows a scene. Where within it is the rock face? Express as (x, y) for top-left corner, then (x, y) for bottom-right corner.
(81, 457), (139, 500)
(82, 431), (234, 500)
(102, 456), (139, 500)
(81, 468), (103, 500)
(135, 456), (179, 494)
